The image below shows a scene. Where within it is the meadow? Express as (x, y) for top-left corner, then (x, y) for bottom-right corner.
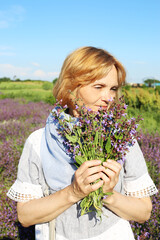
(0, 81), (159, 239)
(0, 80), (55, 104)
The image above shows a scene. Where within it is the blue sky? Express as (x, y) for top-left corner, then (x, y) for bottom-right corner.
(0, 0), (160, 83)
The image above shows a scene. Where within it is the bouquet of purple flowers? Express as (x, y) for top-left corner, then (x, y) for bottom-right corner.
(52, 96), (142, 218)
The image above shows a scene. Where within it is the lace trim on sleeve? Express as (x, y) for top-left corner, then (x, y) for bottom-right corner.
(7, 180), (43, 202)
(124, 173), (158, 198)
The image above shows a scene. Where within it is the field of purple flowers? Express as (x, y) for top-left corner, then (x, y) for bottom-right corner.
(0, 98), (159, 239)
(0, 99), (53, 239)
(131, 132), (160, 239)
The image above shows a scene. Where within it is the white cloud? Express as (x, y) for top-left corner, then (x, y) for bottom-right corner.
(0, 5), (25, 29)
(33, 70), (46, 78)
(48, 72), (59, 78)
(0, 64), (59, 80)
(31, 62), (40, 67)
(33, 70), (59, 79)
(0, 64), (31, 78)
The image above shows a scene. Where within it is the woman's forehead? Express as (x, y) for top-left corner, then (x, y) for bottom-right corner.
(93, 67), (118, 85)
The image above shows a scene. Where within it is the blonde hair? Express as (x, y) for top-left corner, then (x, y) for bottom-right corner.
(53, 46), (126, 106)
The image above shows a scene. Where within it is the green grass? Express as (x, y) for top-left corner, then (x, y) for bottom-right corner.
(0, 81), (43, 90)
(1, 89), (51, 100)
(127, 107), (160, 134)
(0, 81), (55, 104)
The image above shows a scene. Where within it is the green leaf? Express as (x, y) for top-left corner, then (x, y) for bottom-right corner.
(75, 155), (85, 165)
(65, 134), (78, 143)
(114, 133), (118, 139)
(114, 133), (123, 140)
(118, 134), (123, 140)
(77, 128), (82, 136)
(94, 131), (99, 146)
(74, 163), (79, 168)
(105, 137), (111, 153)
(87, 150), (91, 157)
(103, 192), (113, 196)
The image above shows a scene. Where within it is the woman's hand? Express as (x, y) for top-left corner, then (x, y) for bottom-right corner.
(70, 159), (122, 201)
(101, 159), (122, 193)
(70, 160), (105, 201)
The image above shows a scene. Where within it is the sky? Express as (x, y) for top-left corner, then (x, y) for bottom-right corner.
(0, 0), (160, 83)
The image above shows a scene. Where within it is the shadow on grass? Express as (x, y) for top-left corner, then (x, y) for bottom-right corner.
(17, 222), (35, 240)
(0, 223), (35, 240)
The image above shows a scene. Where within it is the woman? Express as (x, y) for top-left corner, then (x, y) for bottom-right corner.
(7, 46), (158, 240)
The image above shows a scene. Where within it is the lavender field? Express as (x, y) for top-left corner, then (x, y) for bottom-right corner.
(0, 99), (53, 239)
(0, 98), (159, 239)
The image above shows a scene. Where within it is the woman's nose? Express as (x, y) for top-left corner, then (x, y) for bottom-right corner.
(101, 90), (112, 102)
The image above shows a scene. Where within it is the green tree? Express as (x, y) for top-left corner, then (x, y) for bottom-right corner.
(0, 77), (11, 82)
(15, 78), (21, 82)
(52, 78), (58, 84)
(144, 79), (160, 87)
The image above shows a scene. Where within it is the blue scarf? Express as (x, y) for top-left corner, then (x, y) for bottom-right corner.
(41, 107), (78, 192)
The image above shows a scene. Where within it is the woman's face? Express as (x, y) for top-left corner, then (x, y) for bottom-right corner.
(74, 65), (119, 114)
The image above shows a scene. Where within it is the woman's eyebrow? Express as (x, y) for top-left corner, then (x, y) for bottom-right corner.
(93, 82), (119, 88)
(93, 83), (106, 86)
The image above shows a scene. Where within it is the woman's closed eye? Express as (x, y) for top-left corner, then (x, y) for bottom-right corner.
(93, 84), (104, 89)
(111, 86), (118, 91)
(93, 84), (119, 91)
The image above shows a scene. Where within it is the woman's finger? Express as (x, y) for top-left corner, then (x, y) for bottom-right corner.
(100, 171), (110, 184)
(90, 179), (104, 192)
(103, 168), (117, 181)
(76, 160), (102, 176)
(101, 160), (121, 192)
(104, 159), (122, 168)
(81, 165), (105, 180)
(83, 171), (103, 185)
(103, 160), (122, 174)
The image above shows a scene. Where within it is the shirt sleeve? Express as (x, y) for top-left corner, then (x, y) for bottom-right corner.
(7, 129), (45, 202)
(123, 140), (158, 198)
